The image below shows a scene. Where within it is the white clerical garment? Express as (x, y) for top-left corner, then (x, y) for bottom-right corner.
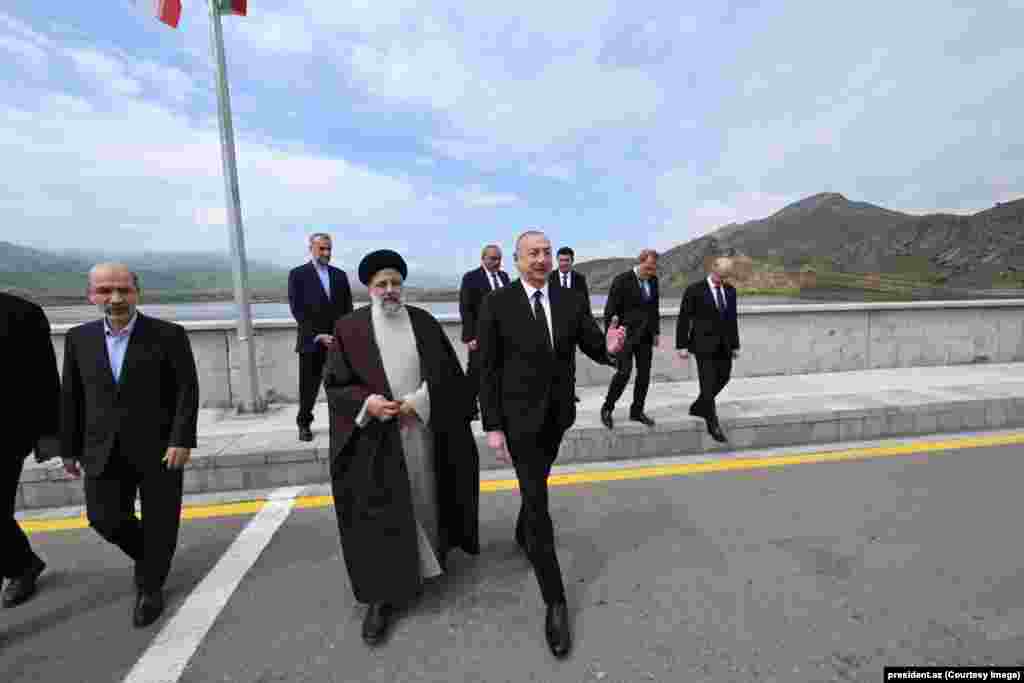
(356, 303), (443, 579)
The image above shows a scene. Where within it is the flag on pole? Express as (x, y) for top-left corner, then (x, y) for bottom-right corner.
(136, 0), (182, 28)
(217, 0), (247, 15)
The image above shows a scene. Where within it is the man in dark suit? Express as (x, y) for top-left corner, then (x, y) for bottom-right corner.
(676, 255), (740, 442)
(477, 230), (624, 658)
(458, 244), (510, 419)
(549, 247), (590, 403)
(601, 249), (660, 429)
(1, 292), (60, 608)
(288, 232), (354, 441)
(61, 263), (199, 628)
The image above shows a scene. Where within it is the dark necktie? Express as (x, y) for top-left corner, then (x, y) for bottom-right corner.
(533, 290), (552, 350)
(562, 272), (568, 288)
(715, 285), (726, 314)
(491, 272), (500, 289)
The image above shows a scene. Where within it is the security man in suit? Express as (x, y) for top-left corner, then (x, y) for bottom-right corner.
(288, 232), (354, 441)
(458, 244), (510, 419)
(1, 292), (60, 607)
(600, 249), (660, 429)
(676, 255), (740, 442)
(548, 247), (590, 402)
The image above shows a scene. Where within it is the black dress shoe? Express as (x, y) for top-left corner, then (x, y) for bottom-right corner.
(2, 556), (45, 608)
(574, 395), (580, 403)
(133, 589), (165, 628)
(707, 419), (728, 443)
(545, 602), (572, 658)
(600, 406), (614, 429)
(298, 426), (313, 441)
(688, 404), (705, 418)
(629, 411), (655, 427)
(362, 603), (392, 646)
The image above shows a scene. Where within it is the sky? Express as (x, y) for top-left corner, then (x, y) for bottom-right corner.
(1, 0), (1022, 277)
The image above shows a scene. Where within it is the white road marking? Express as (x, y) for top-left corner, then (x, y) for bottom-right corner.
(121, 485), (305, 683)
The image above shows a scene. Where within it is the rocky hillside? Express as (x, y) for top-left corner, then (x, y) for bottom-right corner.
(574, 193), (1024, 292)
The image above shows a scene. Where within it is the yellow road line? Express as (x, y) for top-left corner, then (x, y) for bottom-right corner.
(22, 431), (1024, 535)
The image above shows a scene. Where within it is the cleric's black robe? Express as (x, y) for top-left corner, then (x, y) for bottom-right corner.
(324, 305), (480, 605)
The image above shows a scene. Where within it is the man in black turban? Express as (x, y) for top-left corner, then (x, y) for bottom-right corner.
(323, 249), (480, 646)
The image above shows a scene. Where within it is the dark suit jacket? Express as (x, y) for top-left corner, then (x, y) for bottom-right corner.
(548, 269), (591, 312)
(675, 279), (740, 354)
(458, 267), (510, 343)
(61, 313), (199, 476)
(288, 262), (354, 353)
(477, 281), (614, 436)
(603, 269), (660, 343)
(0, 293), (60, 456)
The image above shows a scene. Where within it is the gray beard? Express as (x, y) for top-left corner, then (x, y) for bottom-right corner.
(372, 295), (403, 315)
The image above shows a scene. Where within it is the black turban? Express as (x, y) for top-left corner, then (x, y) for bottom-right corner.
(358, 249), (408, 286)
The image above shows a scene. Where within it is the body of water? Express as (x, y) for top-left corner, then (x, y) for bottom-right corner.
(42, 295), (818, 325)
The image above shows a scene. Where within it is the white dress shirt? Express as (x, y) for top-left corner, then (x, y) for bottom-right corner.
(558, 269), (572, 289)
(313, 260), (331, 299)
(485, 267), (503, 290)
(521, 280), (554, 348)
(104, 312), (138, 383)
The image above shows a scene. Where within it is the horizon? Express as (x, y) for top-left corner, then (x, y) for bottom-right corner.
(2, 2), (1021, 275)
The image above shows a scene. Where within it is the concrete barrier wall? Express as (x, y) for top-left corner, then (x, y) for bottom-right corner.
(49, 300), (1024, 408)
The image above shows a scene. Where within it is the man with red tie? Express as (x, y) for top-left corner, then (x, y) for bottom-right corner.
(675, 255), (741, 442)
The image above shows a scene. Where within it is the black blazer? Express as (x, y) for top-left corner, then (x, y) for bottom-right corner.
(0, 293), (60, 456)
(458, 267), (510, 343)
(675, 279), (740, 354)
(61, 313), (199, 476)
(548, 269), (591, 312)
(477, 280), (614, 436)
(603, 269), (660, 343)
(288, 262), (353, 353)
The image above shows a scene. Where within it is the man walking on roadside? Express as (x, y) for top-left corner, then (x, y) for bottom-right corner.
(600, 249), (660, 429)
(676, 255), (740, 442)
(61, 263), (199, 628)
(1, 292), (61, 608)
(288, 232), (353, 441)
(477, 230), (624, 658)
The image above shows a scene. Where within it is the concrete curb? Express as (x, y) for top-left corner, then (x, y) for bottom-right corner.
(18, 394), (1024, 511)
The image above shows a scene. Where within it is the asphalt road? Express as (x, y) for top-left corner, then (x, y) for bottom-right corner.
(5, 434), (1024, 682)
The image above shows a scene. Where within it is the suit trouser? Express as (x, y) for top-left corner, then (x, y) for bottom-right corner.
(2, 452), (38, 579)
(84, 444), (184, 593)
(465, 348), (481, 412)
(692, 351), (733, 419)
(508, 414), (567, 605)
(604, 340), (653, 413)
(297, 347), (328, 427)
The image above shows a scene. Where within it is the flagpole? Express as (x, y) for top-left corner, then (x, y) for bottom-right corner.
(207, 0), (264, 413)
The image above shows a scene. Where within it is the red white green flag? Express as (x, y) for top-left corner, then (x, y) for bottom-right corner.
(217, 0), (247, 15)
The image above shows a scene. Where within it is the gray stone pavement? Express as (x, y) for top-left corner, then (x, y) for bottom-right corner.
(5, 435), (1024, 682)
(17, 362), (1024, 511)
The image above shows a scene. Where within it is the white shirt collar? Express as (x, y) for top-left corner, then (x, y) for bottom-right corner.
(104, 311), (138, 337)
(522, 279), (550, 300)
